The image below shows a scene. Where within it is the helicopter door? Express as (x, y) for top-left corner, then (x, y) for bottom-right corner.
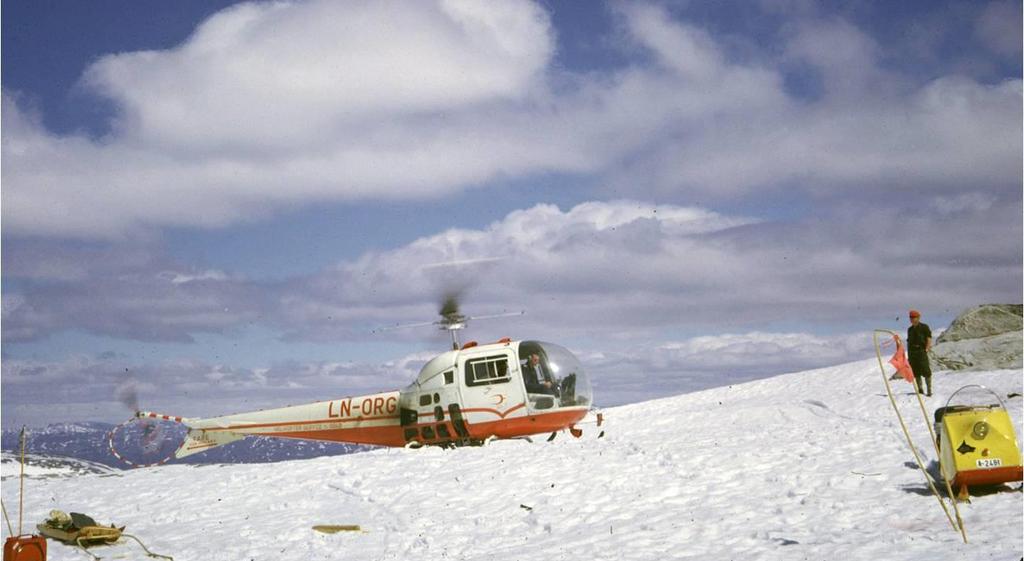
(460, 351), (526, 427)
(431, 384), (461, 444)
(410, 374), (461, 446)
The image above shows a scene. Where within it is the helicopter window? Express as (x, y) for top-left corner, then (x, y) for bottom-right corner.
(465, 356), (510, 387)
(400, 408), (418, 426)
(422, 426), (436, 440)
(419, 395), (431, 407)
(434, 406), (444, 421)
(437, 424), (451, 438)
(444, 371), (454, 385)
(403, 428), (418, 441)
(433, 393), (440, 403)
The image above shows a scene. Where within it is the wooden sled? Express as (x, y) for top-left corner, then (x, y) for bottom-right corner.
(37, 512), (173, 561)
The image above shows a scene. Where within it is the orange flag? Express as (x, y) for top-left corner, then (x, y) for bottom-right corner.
(888, 335), (915, 383)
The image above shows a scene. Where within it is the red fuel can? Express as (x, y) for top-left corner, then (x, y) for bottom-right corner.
(3, 535), (46, 561)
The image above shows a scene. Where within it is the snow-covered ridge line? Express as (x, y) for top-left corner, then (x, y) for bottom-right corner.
(2, 358), (1020, 560)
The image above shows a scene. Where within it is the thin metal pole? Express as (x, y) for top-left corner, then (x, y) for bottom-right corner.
(19, 426), (25, 535)
(1, 499), (14, 536)
(911, 361), (967, 543)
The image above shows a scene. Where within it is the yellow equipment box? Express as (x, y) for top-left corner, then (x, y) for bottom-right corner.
(935, 385), (1023, 496)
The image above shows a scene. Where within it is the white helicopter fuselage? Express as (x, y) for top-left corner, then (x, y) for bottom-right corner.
(146, 339), (593, 458)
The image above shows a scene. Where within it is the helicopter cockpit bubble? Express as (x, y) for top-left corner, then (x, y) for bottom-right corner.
(519, 341), (592, 410)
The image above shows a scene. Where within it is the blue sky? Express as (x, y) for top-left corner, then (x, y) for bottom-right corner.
(2, 0), (1021, 427)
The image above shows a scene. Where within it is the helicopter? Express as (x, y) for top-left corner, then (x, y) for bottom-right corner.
(136, 294), (597, 459)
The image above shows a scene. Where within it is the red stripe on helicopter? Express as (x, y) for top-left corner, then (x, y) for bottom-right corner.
(410, 407), (588, 437)
(466, 408), (589, 439)
(460, 402), (526, 419)
(214, 407), (589, 447)
(281, 409), (588, 447)
(185, 442), (220, 451)
(416, 402), (525, 422)
(261, 426), (408, 447)
(420, 402), (588, 424)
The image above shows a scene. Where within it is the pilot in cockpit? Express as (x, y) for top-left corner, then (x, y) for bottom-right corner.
(522, 353), (557, 396)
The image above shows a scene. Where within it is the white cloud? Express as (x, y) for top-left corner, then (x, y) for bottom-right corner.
(930, 193), (997, 216)
(605, 8), (1022, 197)
(159, 270), (230, 284)
(273, 200), (761, 339)
(274, 198), (1021, 344)
(2, 0), (559, 238)
(5, 198), (1020, 344)
(974, 1), (1023, 56)
(0, 349), (435, 426)
(656, 332), (871, 369)
(622, 4), (727, 82)
(85, 0), (552, 152)
(581, 331), (876, 405)
(3, 2), (1019, 238)
(1, 243), (264, 342)
(784, 18), (883, 98)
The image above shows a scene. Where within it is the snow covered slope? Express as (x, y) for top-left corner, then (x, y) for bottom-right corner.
(0, 451), (118, 480)
(2, 359), (1021, 560)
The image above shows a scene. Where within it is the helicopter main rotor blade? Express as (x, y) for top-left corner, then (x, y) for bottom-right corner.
(421, 256), (505, 270)
(466, 311), (525, 321)
(373, 257), (514, 336)
(372, 320), (439, 333)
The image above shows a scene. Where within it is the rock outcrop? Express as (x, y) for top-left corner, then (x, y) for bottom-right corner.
(931, 304), (1022, 371)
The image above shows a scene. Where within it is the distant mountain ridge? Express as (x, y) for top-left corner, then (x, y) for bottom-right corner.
(1, 422), (369, 468)
(1, 450), (118, 480)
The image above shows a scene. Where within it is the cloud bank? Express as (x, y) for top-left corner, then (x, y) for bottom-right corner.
(6, 200), (1018, 345)
(2, 1), (1019, 238)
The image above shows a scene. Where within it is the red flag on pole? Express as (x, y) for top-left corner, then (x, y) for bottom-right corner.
(888, 335), (915, 383)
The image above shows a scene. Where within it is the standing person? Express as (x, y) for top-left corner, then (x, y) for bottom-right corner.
(907, 310), (933, 396)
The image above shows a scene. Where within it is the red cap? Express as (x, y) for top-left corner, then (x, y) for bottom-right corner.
(909, 310), (921, 318)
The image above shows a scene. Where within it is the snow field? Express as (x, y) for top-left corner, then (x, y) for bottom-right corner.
(2, 359), (1021, 560)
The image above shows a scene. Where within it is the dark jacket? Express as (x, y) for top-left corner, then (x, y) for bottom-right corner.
(523, 363), (551, 394)
(907, 322), (932, 354)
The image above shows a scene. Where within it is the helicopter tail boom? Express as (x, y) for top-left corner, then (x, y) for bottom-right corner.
(135, 411), (247, 459)
(135, 391), (405, 458)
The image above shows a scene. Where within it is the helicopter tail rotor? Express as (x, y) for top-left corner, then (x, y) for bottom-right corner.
(108, 373), (184, 468)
